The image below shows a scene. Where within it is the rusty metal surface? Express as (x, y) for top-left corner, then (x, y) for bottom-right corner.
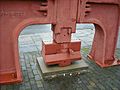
(0, 0), (120, 84)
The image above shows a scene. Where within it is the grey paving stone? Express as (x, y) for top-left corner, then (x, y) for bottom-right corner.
(35, 75), (41, 81)
(33, 70), (39, 75)
(38, 87), (44, 90)
(21, 62), (26, 67)
(36, 81), (43, 88)
(31, 85), (39, 90)
(24, 76), (29, 82)
(31, 65), (37, 70)
(27, 68), (33, 73)
(19, 45), (38, 52)
(30, 79), (36, 85)
(19, 53), (24, 59)
(6, 85), (13, 90)
(28, 72), (34, 79)
(13, 85), (20, 90)
(19, 86), (25, 90)
(25, 82), (31, 90)
(23, 71), (28, 77)
(30, 62), (35, 66)
(26, 64), (31, 68)
(1, 85), (7, 90)
(21, 66), (27, 71)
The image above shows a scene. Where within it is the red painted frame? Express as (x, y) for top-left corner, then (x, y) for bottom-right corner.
(0, 0), (120, 84)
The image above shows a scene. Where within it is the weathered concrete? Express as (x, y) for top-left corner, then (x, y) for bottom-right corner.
(37, 57), (88, 79)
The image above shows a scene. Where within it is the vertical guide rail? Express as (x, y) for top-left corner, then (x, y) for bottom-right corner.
(77, 0), (120, 67)
(42, 0), (81, 67)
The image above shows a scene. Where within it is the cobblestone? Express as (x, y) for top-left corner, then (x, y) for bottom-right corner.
(35, 75), (41, 81)
(33, 70), (39, 75)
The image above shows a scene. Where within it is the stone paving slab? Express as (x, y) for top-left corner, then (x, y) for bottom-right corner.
(37, 57), (88, 79)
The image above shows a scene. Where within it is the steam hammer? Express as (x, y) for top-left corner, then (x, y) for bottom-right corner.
(42, 0), (81, 66)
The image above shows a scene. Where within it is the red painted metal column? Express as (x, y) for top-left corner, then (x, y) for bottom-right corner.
(77, 0), (120, 67)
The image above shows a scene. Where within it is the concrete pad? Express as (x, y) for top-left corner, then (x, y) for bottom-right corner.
(36, 57), (89, 79)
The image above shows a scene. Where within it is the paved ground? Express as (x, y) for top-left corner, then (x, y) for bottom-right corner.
(1, 25), (120, 90)
(20, 24), (120, 48)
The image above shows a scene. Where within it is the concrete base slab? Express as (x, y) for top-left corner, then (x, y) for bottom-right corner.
(36, 57), (89, 79)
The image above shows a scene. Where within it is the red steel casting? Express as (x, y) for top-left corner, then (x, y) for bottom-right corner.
(0, 0), (120, 84)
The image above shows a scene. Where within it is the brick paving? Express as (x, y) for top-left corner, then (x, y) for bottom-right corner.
(1, 28), (120, 90)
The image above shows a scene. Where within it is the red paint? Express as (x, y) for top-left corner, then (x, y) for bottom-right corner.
(0, 0), (120, 84)
(42, 0), (81, 67)
(77, 0), (120, 67)
(42, 41), (81, 67)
